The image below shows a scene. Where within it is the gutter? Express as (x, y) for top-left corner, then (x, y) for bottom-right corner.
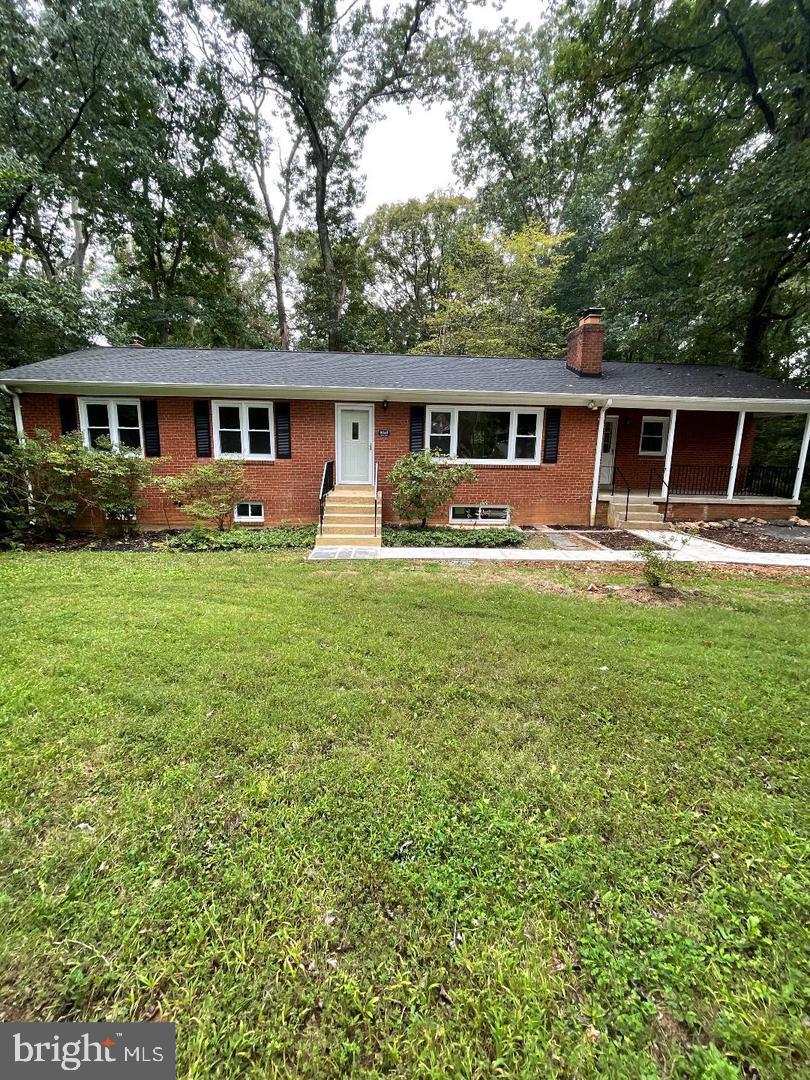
(0, 383), (24, 443)
(1, 379), (809, 413)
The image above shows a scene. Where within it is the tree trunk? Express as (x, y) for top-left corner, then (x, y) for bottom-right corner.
(314, 157), (340, 350)
(269, 223), (289, 349)
(741, 267), (781, 372)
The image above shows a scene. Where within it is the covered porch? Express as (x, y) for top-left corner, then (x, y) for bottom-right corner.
(595, 406), (810, 524)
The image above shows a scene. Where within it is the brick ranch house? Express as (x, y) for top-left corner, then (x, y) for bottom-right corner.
(2, 309), (809, 544)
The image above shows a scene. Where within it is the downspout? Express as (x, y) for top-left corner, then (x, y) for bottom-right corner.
(589, 397), (613, 526)
(0, 384), (25, 443)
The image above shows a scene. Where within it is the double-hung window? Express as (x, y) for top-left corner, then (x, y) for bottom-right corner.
(639, 415), (670, 456)
(78, 398), (143, 452)
(426, 406), (543, 464)
(213, 401), (274, 460)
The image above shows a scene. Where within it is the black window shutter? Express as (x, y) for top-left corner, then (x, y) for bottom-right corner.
(141, 399), (161, 457)
(274, 401), (291, 458)
(193, 400), (212, 457)
(59, 397), (79, 435)
(409, 405), (426, 452)
(543, 408), (561, 463)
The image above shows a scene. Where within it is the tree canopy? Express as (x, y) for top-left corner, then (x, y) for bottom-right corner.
(0, 0), (805, 383)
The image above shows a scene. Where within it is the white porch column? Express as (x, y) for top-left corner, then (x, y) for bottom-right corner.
(589, 400), (611, 526)
(726, 410), (746, 500)
(661, 408), (677, 497)
(793, 412), (810, 502)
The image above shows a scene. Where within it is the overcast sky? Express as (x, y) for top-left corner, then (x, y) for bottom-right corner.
(360, 0), (542, 214)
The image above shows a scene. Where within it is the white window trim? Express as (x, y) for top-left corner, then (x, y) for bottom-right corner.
(639, 414), (670, 457)
(78, 397), (144, 454)
(213, 400), (275, 461)
(426, 405), (544, 465)
(233, 501), (265, 523)
(449, 504), (511, 525)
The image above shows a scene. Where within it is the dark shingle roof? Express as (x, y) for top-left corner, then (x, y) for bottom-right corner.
(1, 347), (808, 403)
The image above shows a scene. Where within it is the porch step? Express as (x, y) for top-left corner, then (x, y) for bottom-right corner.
(607, 494), (665, 529)
(332, 484), (374, 495)
(321, 522), (377, 536)
(323, 511), (377, 524)
(314, 485), (382, 548)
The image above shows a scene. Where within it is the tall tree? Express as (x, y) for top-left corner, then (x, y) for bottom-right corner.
(450, 19), (612, 324)
(104, 18), (264, 345)
(220, 0), (464, 350)
(362, 193), (475, 352)
(231, 81), (302, 349)
(413, 222), (569, 357)
(0, 0), (160, 365)
(559, 0), (810, 376)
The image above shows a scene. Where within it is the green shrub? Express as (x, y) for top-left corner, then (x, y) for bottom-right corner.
(157, 461), (248, 530)
(0, 429), (163, 542)
(387, 450), (477, 527)
(382, 525), (526, 548)
(0, 430), (92, 541)
(84, 437), (160, 534)
(164, 526), (316, 551)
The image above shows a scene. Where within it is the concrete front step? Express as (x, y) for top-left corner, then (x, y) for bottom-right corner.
(325, 499), (377, 509)
(324, 513), (377, 524)
(321, 524), (380, 537)
(314, 535), (382, 548)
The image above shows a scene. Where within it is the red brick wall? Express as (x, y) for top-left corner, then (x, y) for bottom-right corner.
(21, 394), (337, 527)
(20, 393), (602, 528)
(374, 403), (598, 526)
(610, 409), (754, 490)
(660, 501), (795, 522)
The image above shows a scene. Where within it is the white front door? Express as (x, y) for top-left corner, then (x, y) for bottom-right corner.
(337, 406), (372, 484)
(599, 416), (618, 486)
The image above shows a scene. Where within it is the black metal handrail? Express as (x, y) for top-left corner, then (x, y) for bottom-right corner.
(319, 459), (334, 534)
(648, 468), (671, 522)
(373, 461), (379, 537)
(610, 465), (632, 521)
(651, 463), (795, 499)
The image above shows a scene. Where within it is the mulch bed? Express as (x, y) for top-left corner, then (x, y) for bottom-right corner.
(578, 530), (668, 551)
(682, 523), (810, 554)
(17, 532), (173, 552)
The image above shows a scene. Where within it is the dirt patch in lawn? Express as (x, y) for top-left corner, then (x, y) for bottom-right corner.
(446, 565), (691, 605)
(680, 520), (810, 554)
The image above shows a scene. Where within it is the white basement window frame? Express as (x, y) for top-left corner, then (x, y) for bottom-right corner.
(212, 400), (275, 461)
(425, 406), (544, 464)
(78, 397), (144, 453)
(233, 501), (265, 523)
(639, 415), (670, 457)
(450, 505), (511, 525)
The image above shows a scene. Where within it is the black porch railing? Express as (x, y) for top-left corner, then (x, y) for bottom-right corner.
(319, 459), (334, 534)
(647, 463), (795, 500)
(610, 465), (632, 521)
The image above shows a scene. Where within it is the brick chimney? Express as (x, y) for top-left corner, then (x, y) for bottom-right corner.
(566, 307), (605, 377)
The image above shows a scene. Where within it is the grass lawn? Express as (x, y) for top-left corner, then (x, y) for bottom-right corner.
(1, 553), (808, 1078)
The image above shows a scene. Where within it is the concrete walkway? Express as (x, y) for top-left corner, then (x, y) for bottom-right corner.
(308, 529), (810, 568)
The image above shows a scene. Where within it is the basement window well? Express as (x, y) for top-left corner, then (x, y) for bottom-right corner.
(450, 505), (511, 525)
